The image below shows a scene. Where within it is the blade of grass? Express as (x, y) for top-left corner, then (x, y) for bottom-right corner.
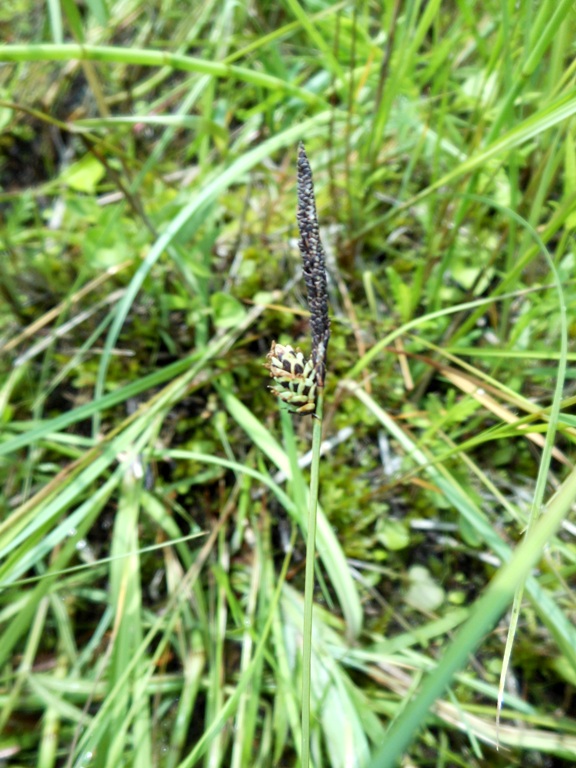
(365, 463), (576, 767)
(0, 44), (330, 106)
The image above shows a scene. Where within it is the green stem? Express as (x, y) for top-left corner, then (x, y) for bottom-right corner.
(0, 44), (325, 107)
(301, 390), (324, 768)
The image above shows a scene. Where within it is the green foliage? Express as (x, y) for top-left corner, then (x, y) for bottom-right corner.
(1, 2), (576, 767)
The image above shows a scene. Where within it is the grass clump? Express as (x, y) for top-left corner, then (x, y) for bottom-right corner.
(2, 3), (576, 767)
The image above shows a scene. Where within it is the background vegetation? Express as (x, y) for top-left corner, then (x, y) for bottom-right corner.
(2, 1), (576, 766)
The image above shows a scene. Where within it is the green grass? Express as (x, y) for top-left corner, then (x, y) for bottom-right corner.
(2, 1), (576, 766)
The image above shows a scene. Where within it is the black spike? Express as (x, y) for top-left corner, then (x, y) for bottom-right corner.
(296, 143), (330, 387)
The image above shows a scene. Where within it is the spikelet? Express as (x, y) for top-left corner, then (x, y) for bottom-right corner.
(264, 342), (317, 415)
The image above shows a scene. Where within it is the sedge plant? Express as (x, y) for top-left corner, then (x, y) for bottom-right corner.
(264, 143), (330, 768)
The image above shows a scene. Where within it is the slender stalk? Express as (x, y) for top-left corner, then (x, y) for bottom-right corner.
(301, 391), (324, 768)
(264, 143), (329, 767)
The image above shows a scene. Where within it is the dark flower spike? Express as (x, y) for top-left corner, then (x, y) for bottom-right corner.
(265, 144), (330, 416)
(296, 142), (330, 388)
